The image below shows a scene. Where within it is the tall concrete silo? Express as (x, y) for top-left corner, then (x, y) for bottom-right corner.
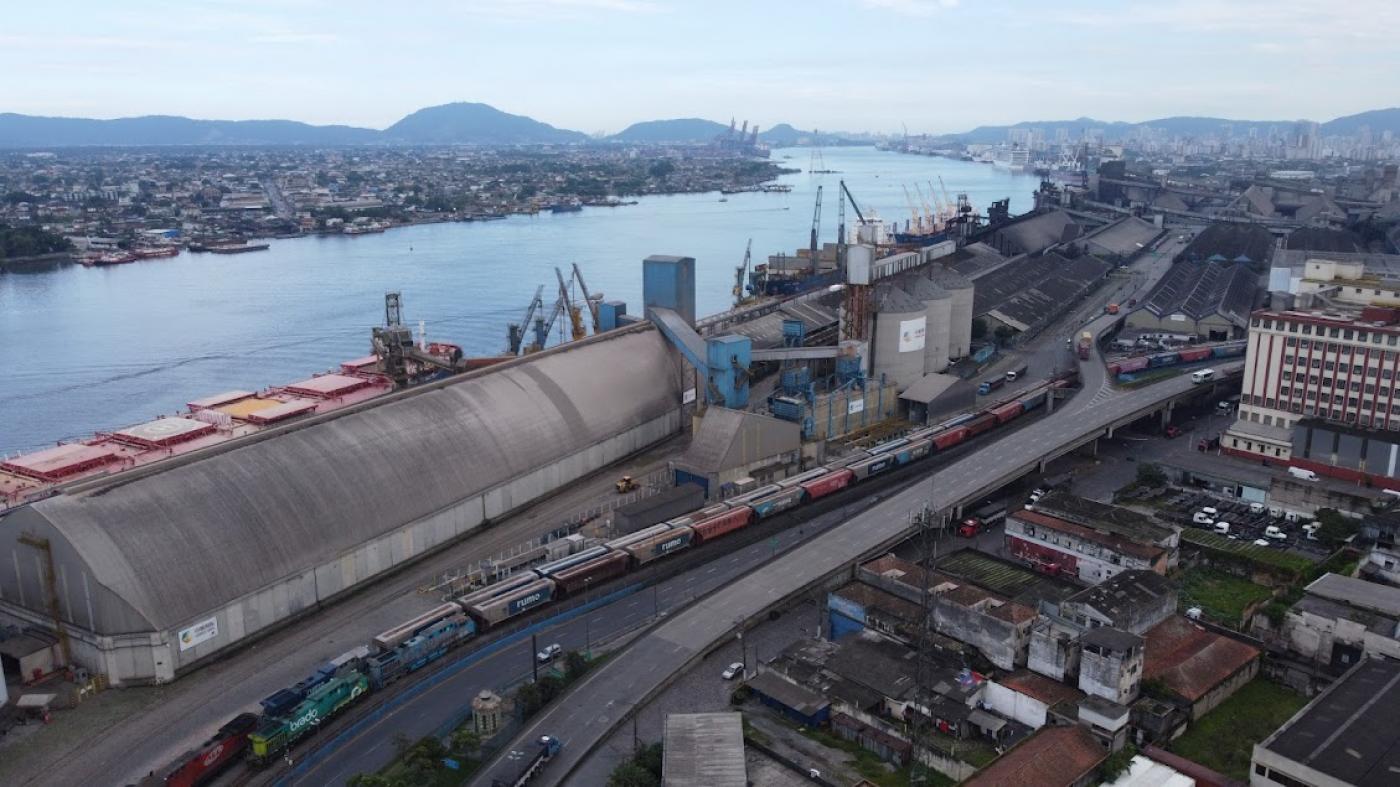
(871, 284), (927, 390)
(931, 266), (974, 359)
(905, 275), (951, 374)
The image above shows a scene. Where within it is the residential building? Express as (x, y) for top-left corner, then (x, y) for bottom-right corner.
(1281, 573), (1400, 671)
(983, 670), (1084, 729)
(1142, 615), (1260, 720)
(1059, 571), (1178, 635)
(962, 725), (1107, 787)
(1006, 495), (1179, 583)
(1079, 627), (1144, 705)
(1252, 657), (1400, 787)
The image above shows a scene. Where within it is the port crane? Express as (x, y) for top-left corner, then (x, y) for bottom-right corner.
(808, 185), (823, 274)
(901, 185), (924, 235)
(556, 266), (586, 342)
(733, 239), (752, 308)
(571, 262), (601, 333)
(914, 183), (938, 230)
(507, 285), (545, 355)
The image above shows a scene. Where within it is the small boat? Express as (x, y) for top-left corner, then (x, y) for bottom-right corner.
(718, 197), (728, 203)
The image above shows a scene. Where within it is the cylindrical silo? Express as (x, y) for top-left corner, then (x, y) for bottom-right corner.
(905, 275), (951, 373)
(871, 284), (927, 390)
(931, 266), (974, 359)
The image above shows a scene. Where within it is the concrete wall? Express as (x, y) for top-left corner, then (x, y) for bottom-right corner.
(1029, 621), (1082, 681)
(1078, 642), (1142, 705)
(929, 596), (1031, 671)
(1189, 657), (1258, 721)
(983, 681), (1050, 728)
(1283, 608), (1400, 667)
(1061, 596), (1176, 637)
(1, 408), (681, 686)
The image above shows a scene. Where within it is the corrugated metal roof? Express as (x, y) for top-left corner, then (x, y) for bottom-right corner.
(21, 328), (682, 631)
(677, 408), (799, 474)
(662, 713), (747, 787)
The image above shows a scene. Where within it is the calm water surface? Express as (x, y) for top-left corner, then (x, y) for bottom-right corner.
(0, 147), (1039, 454)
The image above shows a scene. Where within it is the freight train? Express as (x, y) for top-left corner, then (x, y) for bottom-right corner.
(1106, 340), (1245, 380)
(143, 375), (1073, 785)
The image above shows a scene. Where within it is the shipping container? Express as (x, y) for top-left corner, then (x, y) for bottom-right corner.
(466, 578), (556, 627)
(1213, 342), (1246, 358)
(748, 486), (806, 519)
(690, 507), (755, 544)
(991, 402), (1025, 424)
(624, 525), (695, 565)
(1020, 391), (1046, 411)
(1177, 347), (1212, 362)
(800, 468), (855, 500)
(1106, 361), (1122, 376)
(848, 455), (894, 480)
(932, 426), (970, 451)
(964, 413), (998, 437)
(551, 550), (630, 596)
(1117, 356), (1149, 373)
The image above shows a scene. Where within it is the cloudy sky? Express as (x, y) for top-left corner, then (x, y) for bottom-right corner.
(4, 0), (1395, 134)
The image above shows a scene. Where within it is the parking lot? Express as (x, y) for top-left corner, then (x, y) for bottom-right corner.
(1153, 489), (1329, 557)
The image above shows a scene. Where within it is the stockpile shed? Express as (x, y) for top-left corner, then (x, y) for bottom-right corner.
(0, 327), (684, 685)
(1123, 258), (1257, 340)
(1177, 222), (1275, 267)
(662, 712), (746, 787)
(974, 252), (1112, 333)
(943, 242), (1011, 279)
(671, 408), (800, 499)
(1285, 226), (1366, 253)
(1077, 216), (1163, 260)
(982, 209), (1082, 257)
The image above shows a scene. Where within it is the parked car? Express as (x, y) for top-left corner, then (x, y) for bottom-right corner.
(1200, 506), (1219, 518)
(1254, 538), (1272, 547)
(1264, 525), (1287, 541)
(1213, 521), (1231, 535)
(1249, 502), (1266, 515)
(1192, 512), (1216, 525)
(536, 643), (562, 663)
(722, 661), (744, 680)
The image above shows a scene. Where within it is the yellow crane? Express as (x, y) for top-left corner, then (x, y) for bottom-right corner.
(901, 185), (923, 234)
(571, 262), (601, 333)
(913, 183), (937, 230)
(556, 266), (586, 343)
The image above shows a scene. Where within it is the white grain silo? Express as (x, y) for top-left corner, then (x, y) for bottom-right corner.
(931, 267), (974, 359)
(905, 275), (951, 373)
(871, 284), (927, 390)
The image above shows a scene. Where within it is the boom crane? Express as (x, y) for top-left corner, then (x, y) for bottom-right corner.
(938, 175), (955, 217)
(914, 183), (936, 229)
(571, 262), (601, 333)
(809, 184), (823, 275)
(733, 239), (752, 307)
(556, 265), (586, 342)
(508, 285), (545, 355)
(902, 185), (923, 234)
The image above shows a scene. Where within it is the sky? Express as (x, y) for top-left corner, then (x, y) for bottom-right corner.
(3, 0), (1397, 135)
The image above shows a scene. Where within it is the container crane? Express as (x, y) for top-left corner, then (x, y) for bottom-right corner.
(571, 262), (601, 333)
(556, 266), (586, 342)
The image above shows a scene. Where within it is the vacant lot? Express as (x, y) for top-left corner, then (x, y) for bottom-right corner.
(1181, 567), (1274, 626)
(1170, 679), (1308, 780)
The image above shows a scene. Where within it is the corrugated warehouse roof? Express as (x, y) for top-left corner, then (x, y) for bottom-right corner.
(5, 328), (682, 633)
(975, 253), (1112, 331)
(676, 408), (799, 475)
(1080, 216), (1162, 258)
(1180, 222), (1275, 264)
(1142, 615), (1259, 702)
(962, 725), (1107, 787)
(662, 713), (747, 787)
(987, 210), (1082, 256)
(1136, 259), (1256, 326)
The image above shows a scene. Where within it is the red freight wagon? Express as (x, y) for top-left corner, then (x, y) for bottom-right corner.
(1178, 347), (1212, 362)
(991, 402), (1024, 424)
(800, 468), (855, 501)
(932, 426), (970, 451)
(162, 713), (259, 787)
(690, 507), (755, 544)
(964, 413), (997, 437)
(1118, 356), (1149, 373)
(551, 551), (629, 596)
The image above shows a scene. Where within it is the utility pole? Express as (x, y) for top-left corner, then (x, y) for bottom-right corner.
(531, 633), (539, 683)
(909, 488), (946, 787)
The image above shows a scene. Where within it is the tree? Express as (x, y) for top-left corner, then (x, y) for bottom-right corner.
(971, 317), (988, 341)
(635, 742), (664, 778)
(993, 325), (1016, 345)
(565, 650), (589, 680)
(1100, 743), (1137, 781)
(607, 761), (660, 787)
(1314, 508), (1358, 547)
(1136, 463), (1166, 487)
(451, 728), (482, 759)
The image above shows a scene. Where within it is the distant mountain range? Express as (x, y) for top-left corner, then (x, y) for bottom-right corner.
(942, 108), (1400, 144)
(0, 103), (826, 148)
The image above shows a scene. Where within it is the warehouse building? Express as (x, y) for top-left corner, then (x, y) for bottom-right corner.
(0, 326), (684, 684)
(981, 209), (1082, 257)
(973, 252), (1113, 336)
(1122, 258), (1258, 340)
(671, 408), (801, 500)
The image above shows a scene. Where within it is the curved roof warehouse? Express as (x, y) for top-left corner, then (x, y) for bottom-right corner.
(0, 327), (683, 684)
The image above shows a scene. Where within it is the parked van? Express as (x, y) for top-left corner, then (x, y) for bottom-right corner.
(1287, 467), (1319, 482)
(1249, 502), (1266, 515)
(1192, 512), (1215, 526)
(1268, 506), (1284, 518)
(1264, 525), (1286, 541)
(1200, 506), (1219, 518)
(1191, 368), (1217, 384)
(1213, 521), (1231, 535)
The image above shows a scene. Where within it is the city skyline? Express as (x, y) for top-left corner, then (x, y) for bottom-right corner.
(5, 0), (1398, 135)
